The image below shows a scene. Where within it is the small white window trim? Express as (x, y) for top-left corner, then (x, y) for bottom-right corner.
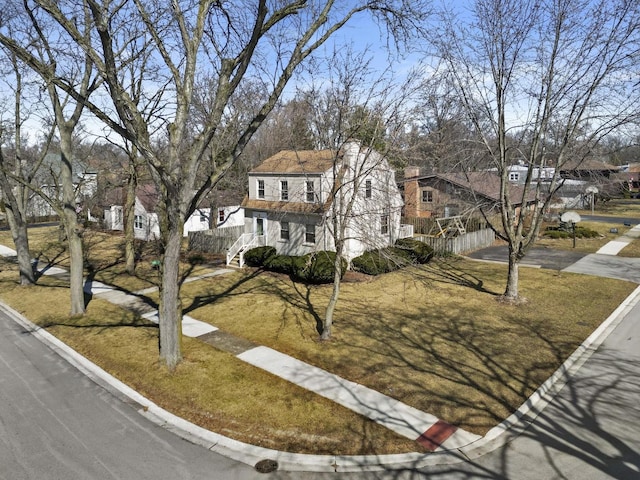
(280, 221), (290, 241)
(304, 223), (316, 244)
(380, 214), (389, 235)
(280, 180), (289, 201)
(305, 181), (315, 202)
(365, 179), (372, 199)
(134, 214), (144, 230)
(257, 179), (265, 199)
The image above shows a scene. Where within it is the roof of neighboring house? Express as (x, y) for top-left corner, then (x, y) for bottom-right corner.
(560, 159), (620, 172)
(103, 184), (159, 212)
(409, 172), (538, 205)
(241, 197), (328, 215)
(250, 149), (339, 174)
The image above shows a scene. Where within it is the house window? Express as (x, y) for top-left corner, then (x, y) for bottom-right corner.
(365, 179), (372, 198)
(305, 224), (315, 244)
(257, 179), (265, 199)
(199, 211), (207, 223)
(134, 214), (144, 229)
(509, 172), (520, 182)
(280, 180), (289, 201)
(422, 190), (433, 203)
(280, 221), (290, 241)
(305, 181), (315, 202)
(380, 214), (389, 235)
(218, 208), (225, 223)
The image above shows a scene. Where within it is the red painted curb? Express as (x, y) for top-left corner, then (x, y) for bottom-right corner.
(416, 420), (458, 451)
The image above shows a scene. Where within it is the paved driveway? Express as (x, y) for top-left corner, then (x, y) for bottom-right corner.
(466, 245), (589, 270)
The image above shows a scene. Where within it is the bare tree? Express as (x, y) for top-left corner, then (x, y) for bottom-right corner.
(296, 48), (418, 339)
(0, 45), (45, 285)
(429, 0), (640, 300)
(0, 0), (428, 368)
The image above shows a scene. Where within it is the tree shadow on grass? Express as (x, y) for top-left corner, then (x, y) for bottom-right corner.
(407, 256), (502, 296)
(182, 268), (263, 314)
(35, 309), (158, 332)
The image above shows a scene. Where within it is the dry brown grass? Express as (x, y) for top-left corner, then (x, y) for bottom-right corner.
(177, 259), (634, 437)
(535, 220), (632, 253)
(0, 224), (635, 455)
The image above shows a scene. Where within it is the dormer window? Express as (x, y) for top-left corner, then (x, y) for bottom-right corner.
(280, 180), (289, 201)
(257, 179), (265, 199)
(305, 181), (315, 202)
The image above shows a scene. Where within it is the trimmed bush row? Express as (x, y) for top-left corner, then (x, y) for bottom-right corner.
(244, 238), (434, 280)
(243, 247), (346, 284)
(543, 225), (600, 239)
(351, 239), (434, 276)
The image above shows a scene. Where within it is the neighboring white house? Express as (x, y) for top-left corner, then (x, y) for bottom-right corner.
(232, 141), (409, 266)
(103, 184), (161, 241)
(28, 153), (98, 219)
(103, 184), (243, 240)
(488, 163), (556, 184)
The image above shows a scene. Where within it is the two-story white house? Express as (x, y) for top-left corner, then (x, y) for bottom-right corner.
(229, 141), (409, 266)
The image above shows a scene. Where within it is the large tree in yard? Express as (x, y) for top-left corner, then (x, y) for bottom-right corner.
(2, 0), (428, 368)
(429, 0), (640, 300)
(0, 4), (98, 314)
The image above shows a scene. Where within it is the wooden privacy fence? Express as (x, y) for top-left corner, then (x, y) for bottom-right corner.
(402, 216), (489, 235)
(416, 228), (496, 255)
(188, 225), (244, 253)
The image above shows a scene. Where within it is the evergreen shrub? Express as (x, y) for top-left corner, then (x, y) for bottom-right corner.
(293, 251), (346, 284)
(394, 238), (435, 264)
(351, 247), (414, 275)
(243, 246), (276, 267)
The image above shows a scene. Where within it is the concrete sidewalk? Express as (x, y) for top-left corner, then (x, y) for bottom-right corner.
(82, 277), (481, 452)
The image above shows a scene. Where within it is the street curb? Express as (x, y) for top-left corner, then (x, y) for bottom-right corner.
(3, 283), (640, 472)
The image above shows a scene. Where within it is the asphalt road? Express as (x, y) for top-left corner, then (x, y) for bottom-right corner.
(0, 311), (271, 480)
(466, 245), (588, 270)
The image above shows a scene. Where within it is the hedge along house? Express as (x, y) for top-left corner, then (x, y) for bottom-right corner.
(230, 141), (410, 267)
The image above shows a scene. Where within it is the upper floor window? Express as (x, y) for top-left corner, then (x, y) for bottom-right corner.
(380, 214), (389, 235)
(134, 214), (144, 230)
(305, 224), (315, 244)
(218, 208), (225, 223)
(257, 179), (265, 199)
(280, 221), (290, 241)
(365, 179), (372, 199)
(305, 181), (315, 202)
(509, 172), (520, 182)
(422, 190), (433, 203)
(280, 180), (289, 201)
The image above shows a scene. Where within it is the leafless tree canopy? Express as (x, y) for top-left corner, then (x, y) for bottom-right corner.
(426, 0), (640, 298)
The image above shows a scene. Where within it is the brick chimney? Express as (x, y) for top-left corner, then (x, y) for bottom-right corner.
(404, 165), (420, 178)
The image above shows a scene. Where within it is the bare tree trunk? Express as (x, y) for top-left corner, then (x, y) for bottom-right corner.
(124, 163), (137, 274)
(3, 199), (34, 285)
(59, 130), (85, 316)
(504, 247), (519, 299)
(322, 250), (343, 340)
(158, 212), (184, 369)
